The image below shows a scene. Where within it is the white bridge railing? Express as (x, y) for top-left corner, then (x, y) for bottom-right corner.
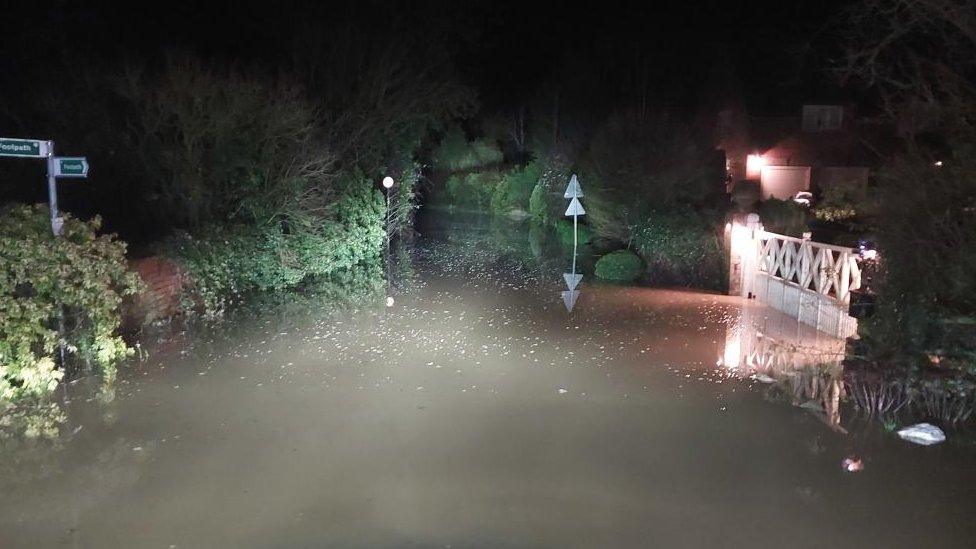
(728, 215), (861, 338)
(756, 230), (862, 306)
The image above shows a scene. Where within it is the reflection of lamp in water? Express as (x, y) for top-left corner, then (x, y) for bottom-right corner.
(718, 313), (743, 369)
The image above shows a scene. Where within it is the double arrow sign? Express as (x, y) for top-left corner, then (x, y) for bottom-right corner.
(561, 174), (585, 312)
(0, 137), (90, 235)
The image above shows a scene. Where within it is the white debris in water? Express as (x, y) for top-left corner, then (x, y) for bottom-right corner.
(897, 423), (946, 446)
(557, 388), (568, 394)
(750, 373), (776, 384)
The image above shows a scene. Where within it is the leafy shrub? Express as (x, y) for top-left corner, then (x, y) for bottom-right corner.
(864, 138), (976, 365)
(813, 179), (873, 223)
(579, 111), (726, 280)
(0, 205), (140, 401)
(506, 162), (542, 209)
(431, 126), (503, 172)
(525, 157), (572, 226)
(585, 111), (721, 219)
(116, 57), (335, 232)
(731, 180), (760, 212)
(489, 162), (542, 213)
(388, 163), (421, 237)
(443, 171), (502, 211)
(490, 176), (511, 213)
(555, 219), (593, 248)
(631, 211), (725, 290)
(169, 176), (385, 316)
(595, 250), (643, 282)
(529, 182), (549, 224)
(759, 198), (809, 237)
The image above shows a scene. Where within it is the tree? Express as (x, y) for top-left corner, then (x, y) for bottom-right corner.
(836, 0), (976, 363)
(836, 0), (976, 136)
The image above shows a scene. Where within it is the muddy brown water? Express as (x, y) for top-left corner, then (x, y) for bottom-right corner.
(2, 215), (975, 548)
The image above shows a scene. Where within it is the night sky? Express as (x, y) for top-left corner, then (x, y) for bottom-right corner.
(1, 0), (854, 116)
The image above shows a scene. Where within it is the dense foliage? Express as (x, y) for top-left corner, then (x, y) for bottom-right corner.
(594, 250), (643, 282)
(431, 106), (726, 291)
(630, 212), (725, 289)
(864, 141), (976, 364)
(554, 219), (593, 248)
(107, 55), (471, 316)
(0, 205), (139, 400)
(578, 112), (726, 288)
(836, 0), (976, 369)
(758, 199), (810, 237)
(431, 126), (503, 172)
(169, 176), (386, 316)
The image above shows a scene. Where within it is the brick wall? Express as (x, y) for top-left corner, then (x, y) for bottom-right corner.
(123, 256), (185, 327)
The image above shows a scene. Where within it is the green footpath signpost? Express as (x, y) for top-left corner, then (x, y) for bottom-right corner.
(0, 137), (89, 236)
(0, 138), (51, 158)
(53, 157), (89, 178)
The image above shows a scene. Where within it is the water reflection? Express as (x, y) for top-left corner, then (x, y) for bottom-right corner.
(559, 173), (586, 313)
(720, 303), (848, 432)
(4, 213), (976, 547)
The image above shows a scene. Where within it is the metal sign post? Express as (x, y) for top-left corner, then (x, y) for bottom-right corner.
(45, 143), (62, 236)
(2, 138), (91, 374)
(1, 137), (89, 236)
(561, 174), (586, 312)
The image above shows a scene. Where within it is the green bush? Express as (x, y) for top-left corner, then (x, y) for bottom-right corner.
(115, 57), (335, 232)
(431, 126), (503, 172)
(490, 176), (511, 213)
(489, 162), (542, 214)
(731, 180), (760, 212)
(631, 211), (725, 290)
(169, 176), (385, 316)
(759, 198), (809, 237)
(524, 157), (572, 226)
(579, 112), (726, 276)
(507, 162), (542, 209)
(0, 204), (140, 401)
(595, 249), (643, 282)
(864, 138), (976, 366)
(813, 179), (873, 223)
(555, 219), (593, 248)
(443, 170), (502, 211)
(529, 182), (549, 224)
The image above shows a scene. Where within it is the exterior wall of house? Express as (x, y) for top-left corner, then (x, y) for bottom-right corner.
(718, 105), (872, 198)
(760, 166), (811, 200)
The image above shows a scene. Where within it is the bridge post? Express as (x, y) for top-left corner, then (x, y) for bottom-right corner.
(727, 213), (762, 297)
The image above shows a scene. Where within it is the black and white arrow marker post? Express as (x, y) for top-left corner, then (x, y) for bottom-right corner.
(561, 174), (585, 312)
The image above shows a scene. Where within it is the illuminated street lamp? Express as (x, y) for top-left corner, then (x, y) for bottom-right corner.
(382, 176), (394, 307)
(382, 176), (394, 248)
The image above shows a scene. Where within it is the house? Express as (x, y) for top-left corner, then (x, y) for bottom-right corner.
(716, 104), (880, 201)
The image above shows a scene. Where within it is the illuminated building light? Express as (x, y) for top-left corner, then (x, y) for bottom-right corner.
(746, 154), (766, 177)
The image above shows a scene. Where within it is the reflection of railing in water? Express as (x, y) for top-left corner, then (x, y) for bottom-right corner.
(720, 304), (848, 431)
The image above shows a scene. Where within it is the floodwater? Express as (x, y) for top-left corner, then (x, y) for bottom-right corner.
(2, 213), (975, 548)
